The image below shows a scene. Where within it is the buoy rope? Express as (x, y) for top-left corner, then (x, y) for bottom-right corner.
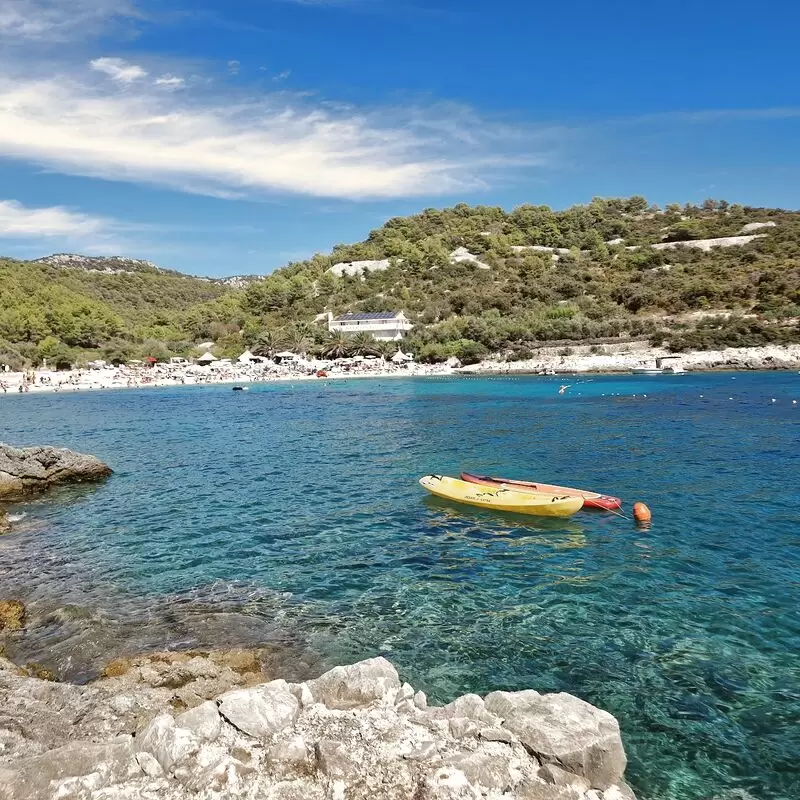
(606, 506), (630, 521)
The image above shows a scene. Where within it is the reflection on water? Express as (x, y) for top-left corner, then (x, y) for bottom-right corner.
(1, 372), (799, 800)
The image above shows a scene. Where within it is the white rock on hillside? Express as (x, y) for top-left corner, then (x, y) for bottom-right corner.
(627, 234), (767, 252)
(328, 259), (391, 277)
(738, 221), (776, 233)
(449, 247), (492, 270)
(511, 245), (571, 257)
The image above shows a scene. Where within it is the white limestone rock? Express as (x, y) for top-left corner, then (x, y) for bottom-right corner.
(268, 734), (314, 779)
(484, 689), (542, 719)
(486, 691), (626, 790)
(449, 717), (480, 740)
(539, 763), (591, 792)
(0, 655), (637, 800)
(136, 714), (200, 773)
(217, 679), (300, 738)
(480, 726), (519, 744)
(0, 739), (136, 800)
(306, 656), (400, 710)
(446, 749), (519, 792)
(135, 751), (163, 777)
(175, 700), (221, 742)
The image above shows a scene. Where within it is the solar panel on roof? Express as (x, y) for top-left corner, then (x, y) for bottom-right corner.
(335, 312), (398, 321)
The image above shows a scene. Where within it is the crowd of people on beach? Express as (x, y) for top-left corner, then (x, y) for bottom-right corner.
(0, 353), (456, 396)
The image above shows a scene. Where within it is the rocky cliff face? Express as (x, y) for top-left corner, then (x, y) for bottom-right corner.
(0, 444), (112, 502)
(0, 653), (635, 800)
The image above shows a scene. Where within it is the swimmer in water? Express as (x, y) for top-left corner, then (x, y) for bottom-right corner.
(558, 384), (571, 394)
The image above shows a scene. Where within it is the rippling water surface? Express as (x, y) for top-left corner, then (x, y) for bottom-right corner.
(1, 373), (799, 800)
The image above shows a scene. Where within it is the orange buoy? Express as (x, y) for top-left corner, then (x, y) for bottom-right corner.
(633, 502), (652, 526)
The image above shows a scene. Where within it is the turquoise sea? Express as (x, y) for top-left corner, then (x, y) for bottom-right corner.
(1, 372), (799, 800)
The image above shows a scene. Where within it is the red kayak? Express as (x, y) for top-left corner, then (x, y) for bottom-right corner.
(460, 472), (622, 511)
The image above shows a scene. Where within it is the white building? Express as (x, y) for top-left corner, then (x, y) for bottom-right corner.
(323, 311), (414, 341)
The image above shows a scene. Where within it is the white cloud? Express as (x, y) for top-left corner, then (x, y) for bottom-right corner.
(227, 60), (240, 76)
(0, 199), (110, 237)
(155, 74), (185, 90)
(0, 68), (546, 200)
(0, 0), (138, 42)
(274, 70), (291, 81)
(90, 57), (148, 83)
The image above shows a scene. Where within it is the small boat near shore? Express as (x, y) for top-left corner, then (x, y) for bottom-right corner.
(460, 472), (622, 511)
(420, 475), (584, 517)
(632, 356), (686, 375)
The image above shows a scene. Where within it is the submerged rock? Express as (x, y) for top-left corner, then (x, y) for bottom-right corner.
(0, 444), (112, 501)
(0, 654), (637, 800)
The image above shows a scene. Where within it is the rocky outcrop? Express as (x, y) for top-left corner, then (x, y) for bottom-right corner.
(328, 259), (391, 277)
(449, 247), (492, 270)
(0, 444), (112, 501)
(0, 653), (636, 800)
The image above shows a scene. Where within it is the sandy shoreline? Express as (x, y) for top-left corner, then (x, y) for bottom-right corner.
(0, 362), (456, 397)
(1, 342), (799, 397)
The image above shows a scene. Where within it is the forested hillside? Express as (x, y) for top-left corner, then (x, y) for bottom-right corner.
(2, 197), (799, 368)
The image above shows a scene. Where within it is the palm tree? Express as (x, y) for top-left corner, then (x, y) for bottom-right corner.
(293, 321), (317, 341)
(350, 332), (380, 357)
(374, 340), (397, 360)
(253, 330), (285, 358)
(321, 330), (351, 359)
(285, 329), (310, 356)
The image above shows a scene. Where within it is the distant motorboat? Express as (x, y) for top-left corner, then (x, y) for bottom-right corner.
(232, 386), (248, 391)
(632, 356), (686, 375)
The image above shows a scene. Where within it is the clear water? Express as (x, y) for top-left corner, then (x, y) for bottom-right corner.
(1, 373), (799, 800)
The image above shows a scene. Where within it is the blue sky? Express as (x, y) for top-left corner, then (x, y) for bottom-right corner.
(0, 0), (798, 277)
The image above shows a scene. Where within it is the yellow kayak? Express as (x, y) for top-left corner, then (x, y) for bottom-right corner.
(419, 475), (584, 517)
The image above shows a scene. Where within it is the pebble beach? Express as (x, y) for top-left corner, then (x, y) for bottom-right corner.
(2, 342), (799, 397)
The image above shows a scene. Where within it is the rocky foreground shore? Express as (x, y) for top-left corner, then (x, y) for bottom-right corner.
(0, 650), (635, 800)
(0, 444), (635, 799)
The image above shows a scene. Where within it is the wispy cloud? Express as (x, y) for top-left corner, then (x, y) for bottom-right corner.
(155, 74), (185, 90)
(0, 60), (549, 200)
(227, 60), (240, 76)
(0, 0), (140, 43)
(0, 199), (111, 238)
(90, 57), (148, 83)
